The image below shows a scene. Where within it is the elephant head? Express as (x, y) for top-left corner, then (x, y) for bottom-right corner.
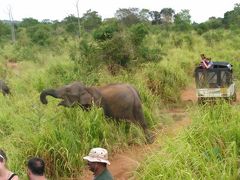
(40, 82), (94, 108)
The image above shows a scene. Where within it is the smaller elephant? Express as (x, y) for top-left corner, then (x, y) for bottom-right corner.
(40, 82), (153, 143)
(0, 80), (10, 96)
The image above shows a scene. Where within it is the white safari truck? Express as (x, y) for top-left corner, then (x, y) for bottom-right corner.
(195, 62), (236, 103)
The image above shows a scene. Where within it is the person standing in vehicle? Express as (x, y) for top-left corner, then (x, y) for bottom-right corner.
(200, 54), (213, 69)
(83, 147), (113, 180)
(0, 149), (19, 180)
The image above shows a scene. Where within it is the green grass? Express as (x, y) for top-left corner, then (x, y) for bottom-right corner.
(0, 28), (240, 179)
(135, 102), (240, 179)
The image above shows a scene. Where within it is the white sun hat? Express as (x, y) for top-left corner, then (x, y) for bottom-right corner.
(83, 147), (110, 165)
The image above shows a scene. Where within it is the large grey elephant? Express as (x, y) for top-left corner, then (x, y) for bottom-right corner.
(40, 82), (153, 143)
(0, 80), (10, 96)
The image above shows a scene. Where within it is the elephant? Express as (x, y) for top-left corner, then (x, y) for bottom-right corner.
(0, 80), (10, 96)
(40, 81), (153, 143)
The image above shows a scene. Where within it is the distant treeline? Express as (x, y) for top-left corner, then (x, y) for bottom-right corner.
(1, 3), (240, 43)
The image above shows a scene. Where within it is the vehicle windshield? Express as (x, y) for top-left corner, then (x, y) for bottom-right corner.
(196, 70), (232, 88)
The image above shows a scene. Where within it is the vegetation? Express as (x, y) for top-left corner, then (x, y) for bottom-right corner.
(135, 102), (240, 179)
(0, 3), (239, 179)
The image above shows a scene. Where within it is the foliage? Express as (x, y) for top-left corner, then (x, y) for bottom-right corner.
(27, 24), (52, 46)
(81, 9), (102, 32)
(144, 61), (188, 103)
(135, 103), (240, 179)
(174, 9), (192, 31)
(130, 23), (149, 46)
(1, 5), (240, 179)
(62, 15), (80, 36)
(149, 11), (161, 25)
(223, 3), (240, 28)
(115, 8), (142, 26)
(19, 18), (39, 27)
(202, 29), (224, 46)
(160, 8), (175, 24)
(0, 21), (11, 42)
(98, 32), (133, 67)
(93, 20), (119, 41)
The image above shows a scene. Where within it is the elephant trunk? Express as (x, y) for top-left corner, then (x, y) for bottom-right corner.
(40, 89), (60, 104)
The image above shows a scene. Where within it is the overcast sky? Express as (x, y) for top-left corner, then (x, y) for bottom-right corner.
(0, 0), (239, 23)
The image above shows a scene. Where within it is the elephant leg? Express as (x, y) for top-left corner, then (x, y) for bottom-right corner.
(144, 129), (154, 144)
(133, 106), (154, 144)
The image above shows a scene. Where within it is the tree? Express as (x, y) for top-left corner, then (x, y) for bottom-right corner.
(130, 23), (149, 46)
(223, 3), (240, 28)
(174, 9), (192, 31)
(76, 0), (81, 38)
(41, 19), (52, 24)
(93, 19), (119, 41)
(160, 8), (175, 24)
(62, 15), (79, 35)
(81, 9), (102, 32)
(8, 6), (16, 43)
(27, 24), (51, 46)
(193, 22), (208, 34)
(139, 9), (150, 22)
(206, 17), (222, 29)
(0, 21), (11, 41)
(149, 11), (161, 25)
(115, 8), (141, 26)
(20, 18), (39, 27)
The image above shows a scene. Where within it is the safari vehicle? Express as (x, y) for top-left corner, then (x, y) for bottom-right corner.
(195, 62), (236, 103)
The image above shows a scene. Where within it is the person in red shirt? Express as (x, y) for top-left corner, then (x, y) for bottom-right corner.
(200, 54), (213, 69)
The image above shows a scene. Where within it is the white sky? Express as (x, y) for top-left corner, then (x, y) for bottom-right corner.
(0, 0), (239, 23)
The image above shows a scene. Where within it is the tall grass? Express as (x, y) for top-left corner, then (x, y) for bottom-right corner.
(135, 102), (240, 179)
(0, 28), (240, 179)
(0, 50), (161, 178)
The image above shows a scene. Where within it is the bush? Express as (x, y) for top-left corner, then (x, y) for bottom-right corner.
(144, 61), (188, 103)
(98, 32), (133, 67)
(93, 21), (119, 41)
(130, 23), (149, 46)
(202, 29), (224, 46)
(27, 24), (52, 46)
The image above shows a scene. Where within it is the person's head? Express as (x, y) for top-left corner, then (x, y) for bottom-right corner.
(0, 149), (7, 170)
(200, 54), (206, 59)
(27, 157), (45, 179)
(83, 147), (110, 174)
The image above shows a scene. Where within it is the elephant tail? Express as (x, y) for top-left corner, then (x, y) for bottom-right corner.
(40, 89), (58, 104)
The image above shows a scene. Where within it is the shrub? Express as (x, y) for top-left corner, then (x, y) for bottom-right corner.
(130, 23), (149, 46)
(98, 32), (133, 67)
(145, 61), (188, 103)
(93, 21), (119, 41)
(202, 29), (224, 46)
(27, 24), (52, 46)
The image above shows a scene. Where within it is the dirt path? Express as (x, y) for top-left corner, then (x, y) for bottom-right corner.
(81, 87), (195, 180)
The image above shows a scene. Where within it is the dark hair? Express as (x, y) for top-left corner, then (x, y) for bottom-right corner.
(0, 149), (7, 162)
(27, 157), (45, 176)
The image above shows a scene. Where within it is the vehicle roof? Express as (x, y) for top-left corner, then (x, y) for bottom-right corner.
(211, 61), (232, 68)
(195, 61), (233, 71)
